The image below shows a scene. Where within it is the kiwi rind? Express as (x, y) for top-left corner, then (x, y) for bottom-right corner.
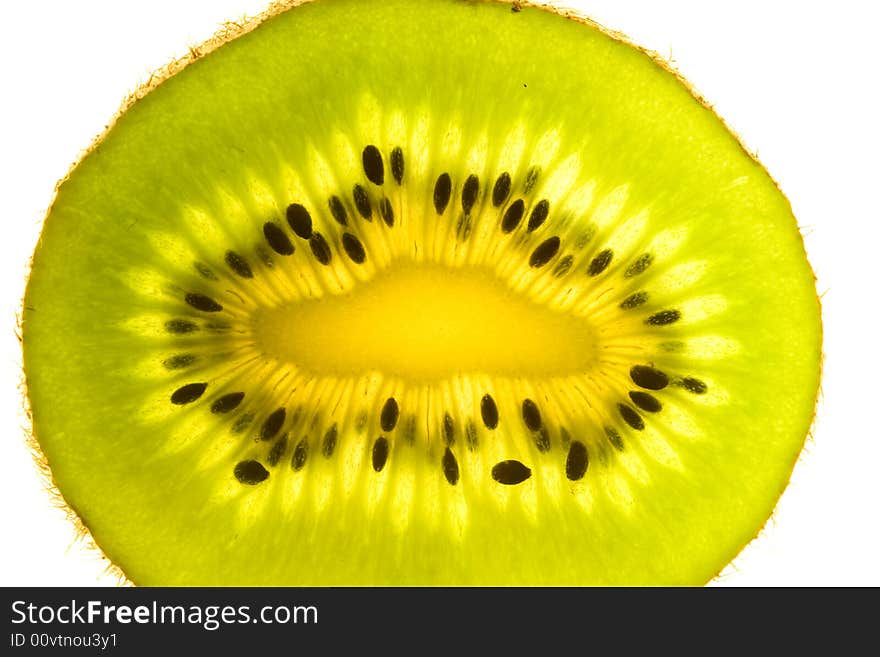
(26, 0), (818, 581)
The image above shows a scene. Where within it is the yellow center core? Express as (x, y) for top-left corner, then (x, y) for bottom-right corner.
(253, 263), (599, 380)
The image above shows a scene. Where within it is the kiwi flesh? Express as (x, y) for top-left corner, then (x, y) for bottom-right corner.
(22, 0), (821, 585)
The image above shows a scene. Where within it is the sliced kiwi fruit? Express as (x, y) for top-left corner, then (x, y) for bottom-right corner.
(22, 0), (821, 585)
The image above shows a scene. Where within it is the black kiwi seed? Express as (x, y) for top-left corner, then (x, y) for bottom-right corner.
(263, 222), (294, 255)
(526, 199), (550, 232)
(353, 184), (372, 219)
(618, 404), (645, 431)
(529, 236), (561, 268)
(171, 382), (207, 405)
(165, 319), (198, 334)
(163, 354), (196, 370)
(234, 460), (269, 485)
(328, 196), (348, 226)
(194, 261), (218, 280)
(501, 199), (525, 233)
(629, 391), (662, 413)
(461, 174), (479, 214)
(491, 460), (531, 485)
(434, 173), (452, 215)
(286, 203), (313, 239)
(380, 397), (399, 432)
(372, 436), (389, 472)
(480, 394), (499, 429)
(553, 254), (574, 277)
(224, 250), (253, 278)
(605, 426), (624, 451)
(681, 377), (708, 394)
(379, 198), (394, 227)
(534, 427), (551, 452)
(309, 232), (333, 265)
(341, 233), (366, 264)
(630, 365), (669, 390)
(492, 172), (511, 207)
(625, 253), (653, 278)
(292, 438), (309, 471)
(646, 310), (681, 326)
(465, 422), (478, 451)
(521, 398), (542, 431)
(268, 434), (288, 467)
(587, 249), (613, 276)
(321, 424), (338, 457)
(390, 146), (405, 185)
(211, 391), (245, 414)
(442, 447), (459, 485)
(185, 293), (223, 313)
(362, 144), (384, 185)
(260, 408), (286, 441)
(620, 291), (648, 310)
(443, 412), (455, 445)
(565, 441), (589, 481)
(524, 165), (540, 193)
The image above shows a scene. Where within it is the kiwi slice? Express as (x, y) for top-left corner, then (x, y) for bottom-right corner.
(22, 0), (821, 585)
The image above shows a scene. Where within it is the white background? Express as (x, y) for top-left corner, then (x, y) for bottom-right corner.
(1, 0), (877, 586)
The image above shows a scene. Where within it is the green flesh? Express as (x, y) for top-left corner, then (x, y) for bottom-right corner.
(23, 0), (821, 585)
